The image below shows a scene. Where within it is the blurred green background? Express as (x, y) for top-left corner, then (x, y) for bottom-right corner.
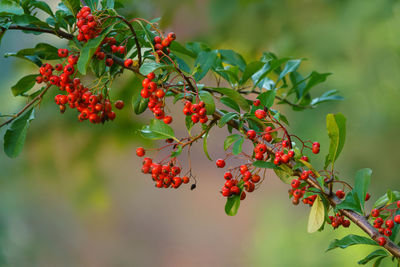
(1, 0), (400, 266)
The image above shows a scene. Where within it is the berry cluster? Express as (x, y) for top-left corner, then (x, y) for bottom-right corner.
(288, 171), (317, 206)
(328, 213), (350, 229)
(183, 100), (209, 124)
(153, 32), (176, 58)
(136, 147), (190, 188)
(135, 72), (173, 124)
(76, 6), (100, 42)
(36, 49), (124, 123)
(216, 159), (261, 201)
(371, 201), (400, 240)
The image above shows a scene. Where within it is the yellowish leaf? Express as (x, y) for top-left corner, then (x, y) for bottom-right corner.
(307, 195), (325, 233)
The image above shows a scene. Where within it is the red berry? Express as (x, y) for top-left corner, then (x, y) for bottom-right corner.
(105, 58), (114, 66)
(182, 176), (190, 184)
(312, 145), (320, 154)
(251, 174), (261, 183)
(136, 147), (145, 157)
(117, 46), (125, 54)
(371, 209), (380, 218)
(191, 113), (199, 123)
(163, 116), (172, 124)
(394, 215), (400, 224)
(253, 99), (261, 106)
(336, 190), (345, 199)
(240, 191), (246, 200)
(167, 32), (176, 40)
(224, 172), (232, 180)
(221, 187), (230, 197)
(384, 229), (392, 237)
(397, 201), (400, 208)
(255, 109), (266, 119)
(377, 237), (386, 246)
(247, 130), (256, 140)
(147, 72), (155, 80)
(386, 219), (394, 229)
(291, 179), (300, 189)
(114, 100), (124, 110)
(124, 58), (133, 68)
(216, 159), (226, 168)
(230, 186), (240, 195)
(154, 36), (162, 44)
(365, 193), (371, 201)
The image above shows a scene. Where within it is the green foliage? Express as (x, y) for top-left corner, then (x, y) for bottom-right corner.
(0, 0), (24, 16)
(252, 161), (276, 169)
(354, 168), (372, 210)
(325, 113), (346, 168)
(211, 87), (250, 111)
(11, 74), (37, 96)
(307, 195), (325, 233)
(198, 91), (215, 115)
(326, 234), (378, 251)
(225, 194), (240, 216)
(61, 0), (81, 16)
(374, 190), (400, 209)
(357, 249), (388, 265)
(257, 90), (276, 109)
(224, 134), (241, 150)
(77, 27), (114, 75)
(141, 119), (177, 141)
(4, 108), (35, 158)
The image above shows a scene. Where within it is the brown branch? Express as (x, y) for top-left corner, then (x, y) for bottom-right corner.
(6, 25), (74, 40)
(106, 15), (142, 66)
(0, 84), (52, 128)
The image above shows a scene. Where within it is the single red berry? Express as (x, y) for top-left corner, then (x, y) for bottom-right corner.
(224, 172), (232, 180)
(136, 147), (145, 157)
(255, 109), (266, 119)
(247, 130), (256, 140)
(371, 209), (380, 218)
(117, 46), (125, 54)
(191, 113), (199, 123)
(147, 72), (155, 80)
(182, 176), (190, 184)
(251, 174), (261, 183)
(240, 191), (246, 200)
(377, 237), (386, 246)
(253, 99), (261, 106)
(154, 36), (162, 44)
(221, 187), (230, 197)
(163, 116), (172, 124)
(114, 100), (124, 110)
(394, 214), (400, 224)
(167, 32), (176, 40)
(397, 201), (400, 208)
(254, 152), (264, 160)
(216, 159), (226, 168)
(288, 150), (295, 158)
(365, 193), (371, 201)
(36, 76), (43, 84)
(336, 190), (345, 199)
(384, 229), (392, 237)
(312, 145), (320, 154)
(301, 156), (309, 162)
(124, 58), (133, 68)
(386, 219), (395, 229)
(105, 58), (114, 66)
(291, 179), (300, 189)
(342, 220), (350, 228)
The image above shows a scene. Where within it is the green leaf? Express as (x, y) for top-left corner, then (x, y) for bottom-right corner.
(374, 191), (400, 209)
(186, 41), (210, 55)
(203, 130), (212, 161)
(185, 115), (194, 132)
(170, 41), (196, 58)
(77, 27), (113, 75)
(211, 87), (250, 112)
(141, 119), (177, 141)
(253, 161), (276, 169)
(225, 194), (241, 216)
(4, 52), (42, 67)
(325, 113), (346, 168)
(273, 165), (294, 184)
(171, 145), (183, 158)
(257, 90), (276, 108)
(299, 71), (331, 98)
(240, 61), (263, 85)
(198, 91), (215, 115)
(354, 168), (372, 210)
(218, 49), (246, 71)
(358, 249), (388, 265)
(91, 58), (106, 77)
(193, 50), (219, 81)
(101, 0), (114, 9)
(224, 134), (241, 150)
(85, 0), (99, 10)
(326, 234), (378, 252)
(11, 74), (37, 96)
(311, 90), (344, 106)
(218, 112), (238, 127)
(139, 61), (171, 76)
(277, 59), (301, 82)
(11, 14), (50, 28)
(336, 191), (362, 214)
(61, 0), (80, 16)
(4, 108), (35, 158)
(232, 136), (244, 155)
(0, 0), (23, 15)
(16, 43), (59, 60)
(307, 195), (325, 233)
(220, 97), (240, 113)
(133, 97), (148, 115)
(31, 1), (54, 17)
